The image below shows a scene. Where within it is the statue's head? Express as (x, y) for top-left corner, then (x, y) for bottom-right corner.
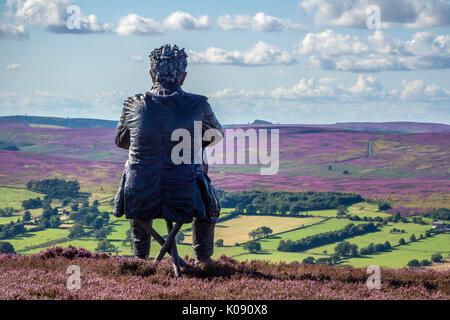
(149, 44), (188, 86)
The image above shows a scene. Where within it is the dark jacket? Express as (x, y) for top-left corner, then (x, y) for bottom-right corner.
(113, 83), (223, 223)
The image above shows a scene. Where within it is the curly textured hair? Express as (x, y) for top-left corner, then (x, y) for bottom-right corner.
(149, 44), (188, 85)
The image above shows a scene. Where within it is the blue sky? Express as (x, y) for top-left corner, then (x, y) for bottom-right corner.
(0, 0), (449, 124)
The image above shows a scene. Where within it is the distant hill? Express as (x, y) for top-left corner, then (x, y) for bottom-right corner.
(317, 122), (450, 134)
(0, 115), (118, 129)
(252, 119), (273, 125)
(1, 115), (449, 133)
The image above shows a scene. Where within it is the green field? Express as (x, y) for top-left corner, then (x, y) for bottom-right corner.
(8, 227), (71, 252)
(0, 187), (44, 210)
(0, 187), (448, 269)
(305, 221), (431, 255)
(184, 215), (324, 246)
(342, 233), (450, 268)
(306, 202), (390, 219)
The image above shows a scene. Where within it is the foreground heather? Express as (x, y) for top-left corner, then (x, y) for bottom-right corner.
(0, 247), (448, 300)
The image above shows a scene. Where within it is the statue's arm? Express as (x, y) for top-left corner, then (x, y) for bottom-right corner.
(115, 103), (130, 150)
(202, 101), (223, 148)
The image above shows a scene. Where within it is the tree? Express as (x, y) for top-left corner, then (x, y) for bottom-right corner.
(420, 259), (431, 266)
(384, 241), (391, 250)
(22, 198), (42, 210)
(279, 202), (290, 215)
(248, 230), (259, 240)
(38, 218), (50, 229)
(316, 257), (332, 265)
(215, 239), (224, 247)
(249, 226), (273, 240)
(235, 203), (245, 213)
(68, 224), (85, 238)
(93, 200), (99, 206)
(95, 240), (117, 252)
(431, 253), (443, 263)
(84, 212), (98, 226)
(245, 204), (256, 214)
(94, 228), (111, 240)
(71, 203), (79, 212)
(69, 211), (84, 223)
(302, 256), (315, 264)
(0, 241), (15, 254)
(89, 205), (99, 214)
(409, 234), (416, 242)
(176, 231), (185, 244)
(378, 201), (391, 211)
(337, 205), (349, 217)
(42, 207), (58, 220)
(243, 241), (261, 253)
(49, 215), (61, 228)
(399, 238), (406, 245)
(258, 226), (273, 238)
(375, 243), (385, 252)
(334, 241), (352, 256)
(290, 204), (303, 215)
(407, 259), (420, 268)
(27, 179), (80, 199)
(122, 229), (131, 246)
(23, 211), (32, 222)
(92, 217), (105, 230)
(330, 253), (341, 265)
(350, 244), (359, 256)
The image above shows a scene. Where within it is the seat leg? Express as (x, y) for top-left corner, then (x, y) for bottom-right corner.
(166, 220), (182, 277)
(136, 220), (189, 268)
(154, 222), (182, 263)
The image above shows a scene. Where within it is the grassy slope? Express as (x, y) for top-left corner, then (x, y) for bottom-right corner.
(343, 233), (450, 268)
(0, 187), (44, 210)
(305, 221), (431, 255)
(184, 215), (323, 246)
(1, 188), (447, 269)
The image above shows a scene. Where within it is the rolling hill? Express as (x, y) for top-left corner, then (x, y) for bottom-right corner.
(0, 118), (448, 211)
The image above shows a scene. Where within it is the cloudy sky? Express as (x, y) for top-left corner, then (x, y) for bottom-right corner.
(0, 0), (449, 124)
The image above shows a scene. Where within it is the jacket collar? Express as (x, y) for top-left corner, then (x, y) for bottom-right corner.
(150, 82), (182, 96)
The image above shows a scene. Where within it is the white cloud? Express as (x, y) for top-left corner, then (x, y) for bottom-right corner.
(217, 12), (307, 32)
(0, 24), (29, 39)
(212, 77), (339, 101)
(400, 80), (450, 101)
(130, 56), (144, 63)
(348, 75), (386, 99)
(188, 41), (296, 66)
(115, 14), (165, 36)
(297, 29), (369, 56)
(6, 0), (111, 34)
(301, 0), (450, 29)
(5, 63), (27, 71)
(295, 30), (450, 72)
(212, 76), (449, 103)
(163, 11), (211, 30)
(209, 76), (450, 124)
(271, 78), (337, 100)
(0, 90), (124, 119)
(0, 90), (90, 110)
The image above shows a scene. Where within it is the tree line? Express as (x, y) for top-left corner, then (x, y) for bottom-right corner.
(27, 179), (80, 199)
(217, 190), (363, 215)
(277, 222), (378, 252)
